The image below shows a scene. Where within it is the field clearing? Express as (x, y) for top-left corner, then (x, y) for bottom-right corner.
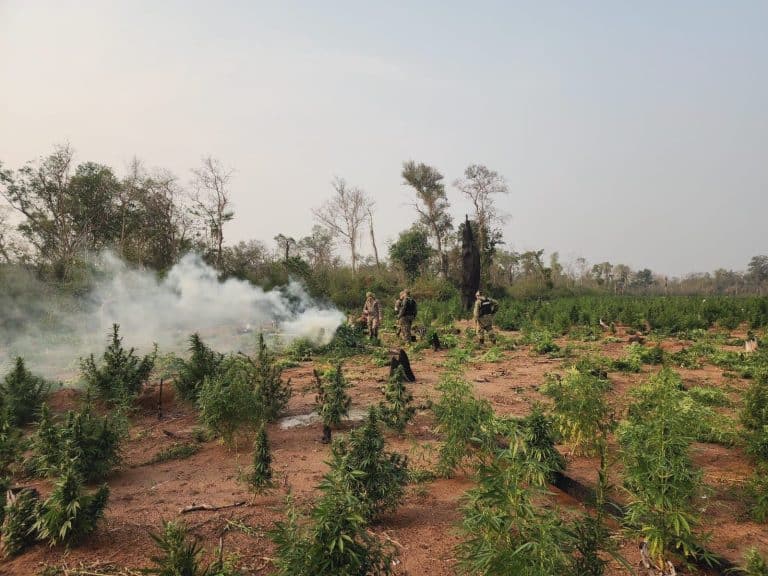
(3, 324), (766, 576)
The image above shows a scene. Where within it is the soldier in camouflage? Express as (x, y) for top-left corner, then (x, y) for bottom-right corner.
(473, 290), (498, 344)
(362, 291), (382, 340)
(396, 289), (417, 343)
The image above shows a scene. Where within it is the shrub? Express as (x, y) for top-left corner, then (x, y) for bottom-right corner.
(249, 424), (273, 493)
(1, 488), (40, 557)
(517, 407), (566, 481)
(0, 415), (21, 476)
(743, 548), (768, 576)
(176, 333), (224, 402)
(378, 366), (415, 433)
(618, 368), (704, 565)
(270, 470), (396, 576)
(456, 442), (571, 576)
(743, 372), (768, 433)
(197, 356), (261, 446)
(0, 357), (50, 426)
(81, 324), (154, 404)
(330, 408), (408, 520)
(146, 521), (206, 576)
(433, 374), (494, 477)
(253, 333), (292, 422)
(314, 364), (352, 431)
(541, 368), (611, 454)
(28, 403), (122, 481)
(749, 464), (768, 524)
(33, 465), (109, 546)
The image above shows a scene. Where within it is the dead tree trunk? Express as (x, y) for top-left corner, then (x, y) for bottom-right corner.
(461, 216), (481, 312)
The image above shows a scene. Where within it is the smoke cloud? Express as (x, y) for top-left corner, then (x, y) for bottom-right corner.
(0, 253), (346, 380)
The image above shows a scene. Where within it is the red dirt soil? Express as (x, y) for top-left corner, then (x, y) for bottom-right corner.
(2, 328), (765, 575)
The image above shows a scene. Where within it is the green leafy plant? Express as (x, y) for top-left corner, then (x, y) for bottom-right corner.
(33, 465), (109, 546)
(456, 436), (571, 576)
(0, 415), (22, 476)
(249, 423), (273, 493)
(378, 366), (415, 433)
(197, 355), (261, 446)
(176, 333), (224, 401)
(253, 333), (292, 422)
(81, 324), (154, 404)
(517, 407), (566, 482)
(329, 408), (408, 520)
(314, 364), (352, 433)
(748, 464), (768, 524)
(0, 356), (50, 426)
(28, 402), (123, 481)
(270, 469), (396, 576)
(742, 548), (768, 576)
(618, 368), (705, 567)
(146, 520), (207, 576)
(1, 488), (40, 557)
(541, 367), (612, 454)
(433, 373), (494, 477)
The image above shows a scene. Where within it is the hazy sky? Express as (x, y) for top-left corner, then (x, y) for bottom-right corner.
(1, 1), (766, 276)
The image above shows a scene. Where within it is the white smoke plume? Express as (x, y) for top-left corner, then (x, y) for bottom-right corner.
(0, 253), (346, 380)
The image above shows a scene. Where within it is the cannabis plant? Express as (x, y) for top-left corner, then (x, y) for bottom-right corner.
(270, 468), (396, 576)
(541, 367), (612, 455)
(743, 548), (768, 576)
(254, 333), (292, 422)
(146, 521), (206, 576)
(314, 364), (352, 436)
(81, 324), (154, 404)
(0, 356), (50, 426)
(1, 488), (40, 557)
(517, 407), (566, 482)
(176, 333), (224, 402)
(618, 367), (704, 567)
(28, 403), (122, 481)
(433, 373), (494, 477)
(330, 408), (408, 520)
(197, 355), (261, 446)
(456, 444), (571, 576)
(33, 465), (109, 546)
(249, 424), (273, 493)
(743, 372), (768, 461)
(0, 415), (22, 476)
(378, 366), (415, 433)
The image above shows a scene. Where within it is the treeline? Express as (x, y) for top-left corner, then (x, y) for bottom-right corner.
(2, 146), (767, 304)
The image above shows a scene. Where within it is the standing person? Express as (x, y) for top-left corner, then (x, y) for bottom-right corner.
(362, 292), (382, 340)
(397, 289), (417, 343)
(473, 290), (499, 344)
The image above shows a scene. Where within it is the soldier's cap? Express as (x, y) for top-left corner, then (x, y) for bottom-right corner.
(476, 291), (483, 297)
(366, 292), (374, 298)
(403, 289), (410, 296)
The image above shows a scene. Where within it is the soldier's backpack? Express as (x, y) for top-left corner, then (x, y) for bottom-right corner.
(479, 298), (499, 316)
(403, 296), (417, 316)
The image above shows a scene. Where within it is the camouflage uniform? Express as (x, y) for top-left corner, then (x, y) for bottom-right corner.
(363, 294), (382, 339)
(397, 291), (417, 343)
(473, 295), (498, 344)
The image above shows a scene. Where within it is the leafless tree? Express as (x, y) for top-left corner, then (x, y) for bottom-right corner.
(453, 164), (508, 273)
(312, 177), (371, 273)
(191, 156), (234, 268)
(367, 204), (381, 269)
(402, 160), (453, 277)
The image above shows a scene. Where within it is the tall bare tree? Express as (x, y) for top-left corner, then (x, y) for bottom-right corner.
(402, 160), (453, 277)
(367, 205), (381, 269)
(191, 156), (234, 268)
(312, 177), (371, 273)
(453, 164), (508, 277)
